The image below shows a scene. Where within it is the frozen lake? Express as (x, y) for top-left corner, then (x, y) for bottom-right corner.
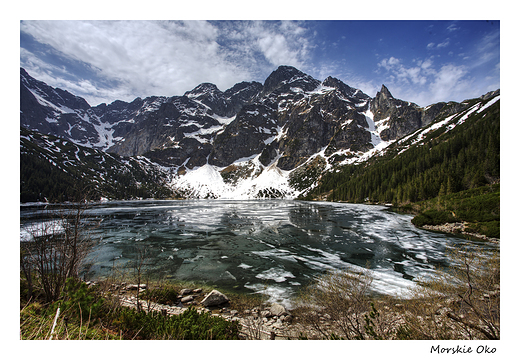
(20, 199), (496, 307)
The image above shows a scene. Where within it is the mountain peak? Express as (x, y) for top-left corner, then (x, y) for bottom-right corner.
(262, 65), (319, 95)
(271, 65), (301, 76)
(184, 83), (222, 98)
(380, 84), (393, 99)
(322, 76), (370, 101)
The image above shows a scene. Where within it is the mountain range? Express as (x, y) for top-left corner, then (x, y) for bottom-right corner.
(20, 66), (500, 202)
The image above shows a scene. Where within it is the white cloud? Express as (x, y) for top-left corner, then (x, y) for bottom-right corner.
(436, 39), (450, 48)
(427, 38), (450, 50)
(378, 56), (401, 70)
(447, 24), (459, 32)
(378, 57), (427, 86)
(376, 55), (476, 105)
(258, 34), (298, 66)
(428, 63), (470, 102)
(20, 20), (315, 105)
(234, 21), (311, 70)
(419, 58), (433, 70)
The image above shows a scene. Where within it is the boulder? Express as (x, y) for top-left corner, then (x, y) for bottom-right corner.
(181, 295), (194, 303)
(260, 310), (272, 318)
(126, 284), (147, 291)
(179, 288), (192, 296)
(270, 303), (289, 317)
(200, 289), (230, 307)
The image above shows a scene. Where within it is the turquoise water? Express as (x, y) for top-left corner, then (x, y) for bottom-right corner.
(20, 199), (496, 307)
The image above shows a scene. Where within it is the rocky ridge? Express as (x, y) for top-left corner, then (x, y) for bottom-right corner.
(20, 66), (499, 200)
(20, 65), (437, 171)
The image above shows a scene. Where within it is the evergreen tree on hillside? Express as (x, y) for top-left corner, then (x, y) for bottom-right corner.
(303, 98), (499, 205)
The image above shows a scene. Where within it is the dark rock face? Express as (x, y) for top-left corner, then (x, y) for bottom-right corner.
(370, 85), (423, 141)
(261, 65), (320, 96)
(422, 102), (446, 126)
(20, 68), (90, 112)
(20, 68), (100, 147)
(322, 76), (371, 110)
(22, 65), (481, 175)
(184, 81), (263, 118)
(184, 83), (228, 117)
(144, 138), (212, 169)
(370, 84), (394, 119)
(209, 104), (278, 167)
(275, 81), (373, 170)
(223, 81), (263, 115)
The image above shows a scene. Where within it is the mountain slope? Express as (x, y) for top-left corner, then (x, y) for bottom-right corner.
(20, 127), (175, 202)
(20, 66), (499, 202)
(302, 91), (500, 201)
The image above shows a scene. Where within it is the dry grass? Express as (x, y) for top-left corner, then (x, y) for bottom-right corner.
(293, 244), (499, 340)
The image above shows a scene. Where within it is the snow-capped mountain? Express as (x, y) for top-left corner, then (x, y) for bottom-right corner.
(20, 66), (500, 201)
(20, 127), (175, 202)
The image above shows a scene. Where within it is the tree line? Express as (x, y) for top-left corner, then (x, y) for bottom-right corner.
(303, 99), (500, 206)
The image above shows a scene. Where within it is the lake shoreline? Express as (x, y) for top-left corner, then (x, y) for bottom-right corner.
(418, 222), (500, 244)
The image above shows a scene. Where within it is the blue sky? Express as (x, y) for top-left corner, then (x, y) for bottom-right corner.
(20, 19), (499, 107)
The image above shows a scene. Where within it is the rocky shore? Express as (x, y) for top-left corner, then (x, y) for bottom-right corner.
(112, 284), (306, 340)
(84, 278), (499, 340)
(420, 222), (499, 243)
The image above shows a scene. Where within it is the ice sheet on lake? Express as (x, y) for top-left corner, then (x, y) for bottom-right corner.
(21, 199), (498, 306)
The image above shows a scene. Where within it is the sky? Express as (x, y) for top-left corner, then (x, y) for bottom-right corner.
(20, 19), (500, 107)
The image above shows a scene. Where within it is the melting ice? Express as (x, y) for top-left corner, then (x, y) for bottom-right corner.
(20, 199), (497, 308)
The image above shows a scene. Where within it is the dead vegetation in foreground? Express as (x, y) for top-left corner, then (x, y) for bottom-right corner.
(293, 245), (499, 340)
(20, 243), (499, 340)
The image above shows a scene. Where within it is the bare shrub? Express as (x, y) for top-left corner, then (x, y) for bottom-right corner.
(296, 267), (396, 339)
(20, 198), (96, 302)
(241, 315), (267, 340)
(401, 244), (499, 340)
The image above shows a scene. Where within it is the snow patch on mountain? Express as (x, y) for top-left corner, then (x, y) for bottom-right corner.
(27, 87), (72, 116)
(320, 109), (396, 166)
(183, 124), (226, 144)
(309, 84), (335, 95)
(212, 114), (236, 125)
(234, 164), (296, 200)
(173, 153), (298, 200)
(398, 95), (500, 151)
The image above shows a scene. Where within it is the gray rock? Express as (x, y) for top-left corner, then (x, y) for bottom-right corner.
(270, 303), (289, 317)
(179, 288), (192, 296)
(126, 284), (147, 291)
(260, 310), (272, 318)
(180, 295), (194, 303)
(200, 289), (230, 307)
(283, 314), (293, 323)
